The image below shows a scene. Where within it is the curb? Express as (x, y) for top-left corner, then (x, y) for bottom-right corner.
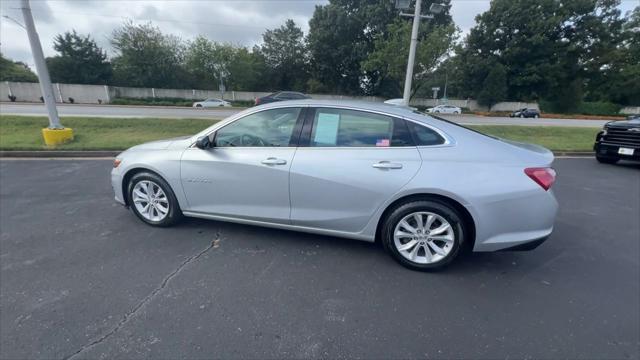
(0, 151), (120, 158)
(553, 151), (594, 157)
(0, 150), (595, 158)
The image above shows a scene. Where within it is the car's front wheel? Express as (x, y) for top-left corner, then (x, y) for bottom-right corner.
(382, 200), (465, 271)
(127, 172), (182, 227)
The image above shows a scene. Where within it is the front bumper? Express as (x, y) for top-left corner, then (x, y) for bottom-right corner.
(111, 169), (126, 205)
(594, 141), (640, 161)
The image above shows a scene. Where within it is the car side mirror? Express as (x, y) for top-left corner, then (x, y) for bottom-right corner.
(195, 136), (211, 149)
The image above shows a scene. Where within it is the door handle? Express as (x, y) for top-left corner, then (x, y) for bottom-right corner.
(261, 157), (287, 166)
(372, 161), (403, 170)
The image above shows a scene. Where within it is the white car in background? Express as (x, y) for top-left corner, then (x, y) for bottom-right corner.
(193, 98), (231, 108)
(427, 105), (462, 114)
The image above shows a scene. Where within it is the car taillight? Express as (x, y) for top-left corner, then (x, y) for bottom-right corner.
(525, 167), (556, 191)
(254, 98), (260, 105)
(113, 158), (122, 168)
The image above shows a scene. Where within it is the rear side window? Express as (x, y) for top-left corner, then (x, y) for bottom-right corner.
(309, 108), (413, 147)
(406, 121), (445, 146)
(290, 93), (306, 99)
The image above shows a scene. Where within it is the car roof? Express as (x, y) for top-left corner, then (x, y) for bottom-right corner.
(253, 99), (432, 120)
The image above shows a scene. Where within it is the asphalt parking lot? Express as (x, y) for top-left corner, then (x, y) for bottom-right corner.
(0, 158), (638, 359)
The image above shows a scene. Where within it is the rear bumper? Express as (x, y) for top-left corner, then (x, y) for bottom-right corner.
(471, 189), (558, 252)
(498, 235), (548, 251)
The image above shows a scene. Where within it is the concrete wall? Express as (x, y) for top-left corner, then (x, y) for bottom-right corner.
(620, 106), (640, 115)
(408, 98), (539, 112)
(1, 81), (636, 114)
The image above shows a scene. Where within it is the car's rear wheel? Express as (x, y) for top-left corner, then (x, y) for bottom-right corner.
(127, 172), (182, 227)
(196, 104), (203, 108)
(382, 200), (465, 271)
(596, 155), (619, 164)
(534, 114), (539, 118)
(519, 114), (525, 118)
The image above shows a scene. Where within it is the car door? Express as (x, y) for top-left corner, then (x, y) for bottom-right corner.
(180, 106), (305, 223)
(289, 107), (422, 233)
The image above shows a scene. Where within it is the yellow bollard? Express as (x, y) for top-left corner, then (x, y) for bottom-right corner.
(42, 128), (74, 146)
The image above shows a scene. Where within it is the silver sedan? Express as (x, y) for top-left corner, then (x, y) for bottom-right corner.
(111, 100), (558, 270)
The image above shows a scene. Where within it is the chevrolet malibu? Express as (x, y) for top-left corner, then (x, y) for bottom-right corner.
(111, 100), (558, 270)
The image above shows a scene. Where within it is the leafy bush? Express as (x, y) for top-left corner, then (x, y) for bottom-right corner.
(540, 100), (622, 116)
(576, 102), (623, 116)
(109, 97), (250, 107)
(230, 100), (254, 107)
(110, 97), (194, 107)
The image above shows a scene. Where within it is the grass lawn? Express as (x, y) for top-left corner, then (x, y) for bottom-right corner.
(468, 125), (599, 152)
(0, 116), (219, 150)
(0, 115), (599, 152)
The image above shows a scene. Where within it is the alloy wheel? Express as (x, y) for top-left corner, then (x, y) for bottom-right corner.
(393, 211), (455, 264)
(132, 180), (170, 222)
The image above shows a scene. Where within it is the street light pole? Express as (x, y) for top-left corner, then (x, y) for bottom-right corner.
(401, 0), (422, 106)
(20, 0), (62, 129)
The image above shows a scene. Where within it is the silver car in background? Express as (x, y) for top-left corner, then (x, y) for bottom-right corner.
(111, 100), (558, 270)
(426, 104), (462, 114)
(192, 98), (231, 108)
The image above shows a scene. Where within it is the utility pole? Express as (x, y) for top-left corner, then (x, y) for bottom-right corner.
(443, 67), (448, 102)
(398, 1), (445, 106)
(20, 0), (62, 129)
(402, 0), (423, 106)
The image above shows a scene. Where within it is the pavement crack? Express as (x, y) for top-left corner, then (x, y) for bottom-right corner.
(63, 235), (220, 360)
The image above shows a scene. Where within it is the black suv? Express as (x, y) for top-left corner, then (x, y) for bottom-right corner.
(254, 91), (310, 106)
(509, 108), (540, 118)
(593, 116), (640, 164)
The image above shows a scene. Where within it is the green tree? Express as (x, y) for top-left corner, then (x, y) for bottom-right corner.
(307, 0), (452, 95)
(606, 6), (640, 105)
(477, 62), (507, 110)
(184, 36), (267, 91)
(46, 30), (112, 84)
(454, 0), (629, 109)
(256, 19), (308, 91)
(110, 21), (187, 88)
(184, 36), (233, 90)
(362, 19), (457, 98)
(0, 53), (37, 82)
(227, 47), (268, 91)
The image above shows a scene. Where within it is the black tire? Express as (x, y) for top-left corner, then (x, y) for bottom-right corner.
(196, 104), (203, 108)
(127, 172), (183, 227)
(381, 200), (466, 271)
(596, 155), (619, 164)
(519, 114), (525, 118)
(534, 114), (539, 118)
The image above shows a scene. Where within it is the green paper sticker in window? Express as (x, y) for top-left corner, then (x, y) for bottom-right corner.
(313, 112), (340, 146)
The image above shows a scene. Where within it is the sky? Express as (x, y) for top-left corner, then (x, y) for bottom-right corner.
(1, 0), (638, 68)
